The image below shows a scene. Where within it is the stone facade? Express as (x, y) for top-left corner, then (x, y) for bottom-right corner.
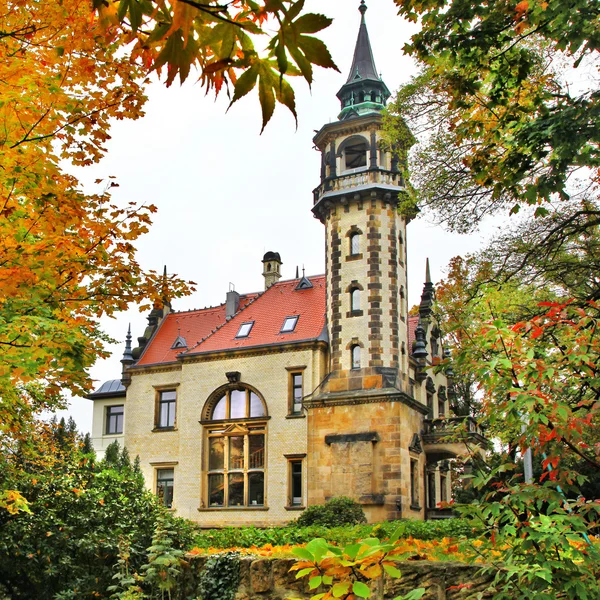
(184, 555), (495, 600)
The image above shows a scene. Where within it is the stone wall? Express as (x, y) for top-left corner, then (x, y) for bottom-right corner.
(188, 555), (495, 600)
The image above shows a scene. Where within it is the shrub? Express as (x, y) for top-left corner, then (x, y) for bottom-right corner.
(294, 496), (367, 528)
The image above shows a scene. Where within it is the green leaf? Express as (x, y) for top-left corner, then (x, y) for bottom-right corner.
(297, 35), (338, 70)
(294, 13), (333, 34)
(291, 547), (314, 561)
(309, 575), (322, 590)
(383, 564), (402, 578)
(332, 582), (351, 597)
(353, 581), (371, 598)
(229, 64), (259, 105)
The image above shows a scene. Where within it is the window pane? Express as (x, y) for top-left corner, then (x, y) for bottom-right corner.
(248, 472), (264, 506)
(160, 401), (175, 427)
(157, 469), (174, 508)
(208, 437), (224, 470)
(249, 392), (265, 417)
(212, 395), (227, 420)
(352, 346), (360, 369)
(228, 473), (244, 506)
(281, 316), (298, 332)
(230, 389), (246, 419)
(208, 474), (224, 507)
(350, 234), (359, 255)
(106, 405), (124, 434)
(249, 434), (264, 469)
(351, 289), (360, 311)
(229, 436), (244, 470)
(236, 322), (253, 338)
(160, 390), (177, 401)
(291, 461), (302, 505)
(345, 142), (367, 169)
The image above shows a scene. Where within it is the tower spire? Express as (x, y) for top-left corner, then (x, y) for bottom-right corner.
(336, 2), (390, 120)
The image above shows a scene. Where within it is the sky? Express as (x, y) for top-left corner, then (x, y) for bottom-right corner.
(59, 0), (496, 433)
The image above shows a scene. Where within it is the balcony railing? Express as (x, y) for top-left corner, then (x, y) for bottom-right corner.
(313, 169), (404, 204)
(422, 416), (487, 446)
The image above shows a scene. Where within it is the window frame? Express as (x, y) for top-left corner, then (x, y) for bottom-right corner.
(350, 233), (360, 256)
(156, 389), (177, 429)
(281, 315), (299, 333)
(289, 371), (303, 415)
(105, 404), (124, 435)
(206, 425), (267, 508)
(236, 321), (254, 338)
(156, 467), (175, 508)
(350, 288), (360, 313)
(351, 345), (361, 370)
(410, 458), (420, 509)
(285, 454), (306, 509)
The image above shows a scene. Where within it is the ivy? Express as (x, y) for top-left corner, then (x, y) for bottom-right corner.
(196, 552), (240, 600)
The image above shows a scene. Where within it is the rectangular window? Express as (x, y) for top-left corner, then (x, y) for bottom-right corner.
(438, 397), (445, 417)
(158, 390), (176, 428)
(281, 316), (298, 333)
(440, 472), (448, 503)
(157, 468), (174, 508)
(236, 321), (254, 338)
(427, 470), (437, 509)
(290, 372), (303, 414)
(206, 429), (265, 508)
(106, 405), (124, 435)
(290, 460), (303, 506)
(410, 458), (419, 507)
(426, 392), (434, 417)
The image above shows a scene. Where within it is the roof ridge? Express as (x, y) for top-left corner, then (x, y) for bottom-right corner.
(182, 289), (266, 353)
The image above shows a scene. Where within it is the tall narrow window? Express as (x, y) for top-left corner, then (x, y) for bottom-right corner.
(426, 392), (434, 418)
(351, 345), (361, 370)
(290, 372), (303, 415)
(350, 288), (360, 312)
(157, 390), (176, 428)
(427, 470), (437, 509)
(290, 460), (303, 506)
(440, 471), (448, 503)
(157, 468), (174, 508)
(350, 233), (360, 255)
(106, 405), (124, 435)
(438, 396), (446, 417)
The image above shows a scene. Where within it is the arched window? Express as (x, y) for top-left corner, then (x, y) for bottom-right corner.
(351, 345), (361, 369)
(204, 385), (267, 508)
(350, 233), (360, 255)
(351, 288), (360, 312)
(342, 139), (367, 171)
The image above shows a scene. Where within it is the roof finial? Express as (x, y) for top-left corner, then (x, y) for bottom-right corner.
(359, 0), (367, 20)
(425, 257), (431, 283)
(296, 266), (299, 278)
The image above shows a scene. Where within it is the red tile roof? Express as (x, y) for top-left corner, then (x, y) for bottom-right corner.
(136, 276), (326, 366)
(136, 295), (257, 366)
(407, 315), (419, 352)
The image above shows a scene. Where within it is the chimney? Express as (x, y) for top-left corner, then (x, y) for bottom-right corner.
(262, 251), (282, 290)
(226, 283), (240, 319)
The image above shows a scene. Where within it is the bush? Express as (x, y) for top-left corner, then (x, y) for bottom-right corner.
(294, 496), (366, 528)
(191, 519), (480, 551)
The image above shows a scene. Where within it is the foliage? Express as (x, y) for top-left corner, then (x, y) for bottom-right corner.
(295, 497), (367, 528)
(190, 519), (478, 551)
(195, 552), (240, 600)
(95, 0), (338, 131)
(0, 0), (194, 458)
(386, 0), (600, 231)
(0, 424), (193, 599)
(289, 529), (426, 600)
(436, 255), (600, 598)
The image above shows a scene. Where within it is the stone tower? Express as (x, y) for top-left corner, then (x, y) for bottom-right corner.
(305, 2), (424, 521)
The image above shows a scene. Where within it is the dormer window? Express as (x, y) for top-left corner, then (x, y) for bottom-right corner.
(236, 321), (254, 338)
(281, 316), (298, 333)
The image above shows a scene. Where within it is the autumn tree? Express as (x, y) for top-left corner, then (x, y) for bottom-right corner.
(386, 0), (599, 234)
(0, 0), (337, 498)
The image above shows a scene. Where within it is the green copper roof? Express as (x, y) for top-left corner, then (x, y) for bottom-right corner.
(336, 1), (390, 121)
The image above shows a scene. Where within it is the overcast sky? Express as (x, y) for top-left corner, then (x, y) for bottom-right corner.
(60, 0), (495, 433)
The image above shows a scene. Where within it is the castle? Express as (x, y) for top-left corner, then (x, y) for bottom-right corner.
(88, 2), (484, 525)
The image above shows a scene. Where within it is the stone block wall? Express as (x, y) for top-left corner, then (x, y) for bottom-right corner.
(187, 555), (495, 600)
